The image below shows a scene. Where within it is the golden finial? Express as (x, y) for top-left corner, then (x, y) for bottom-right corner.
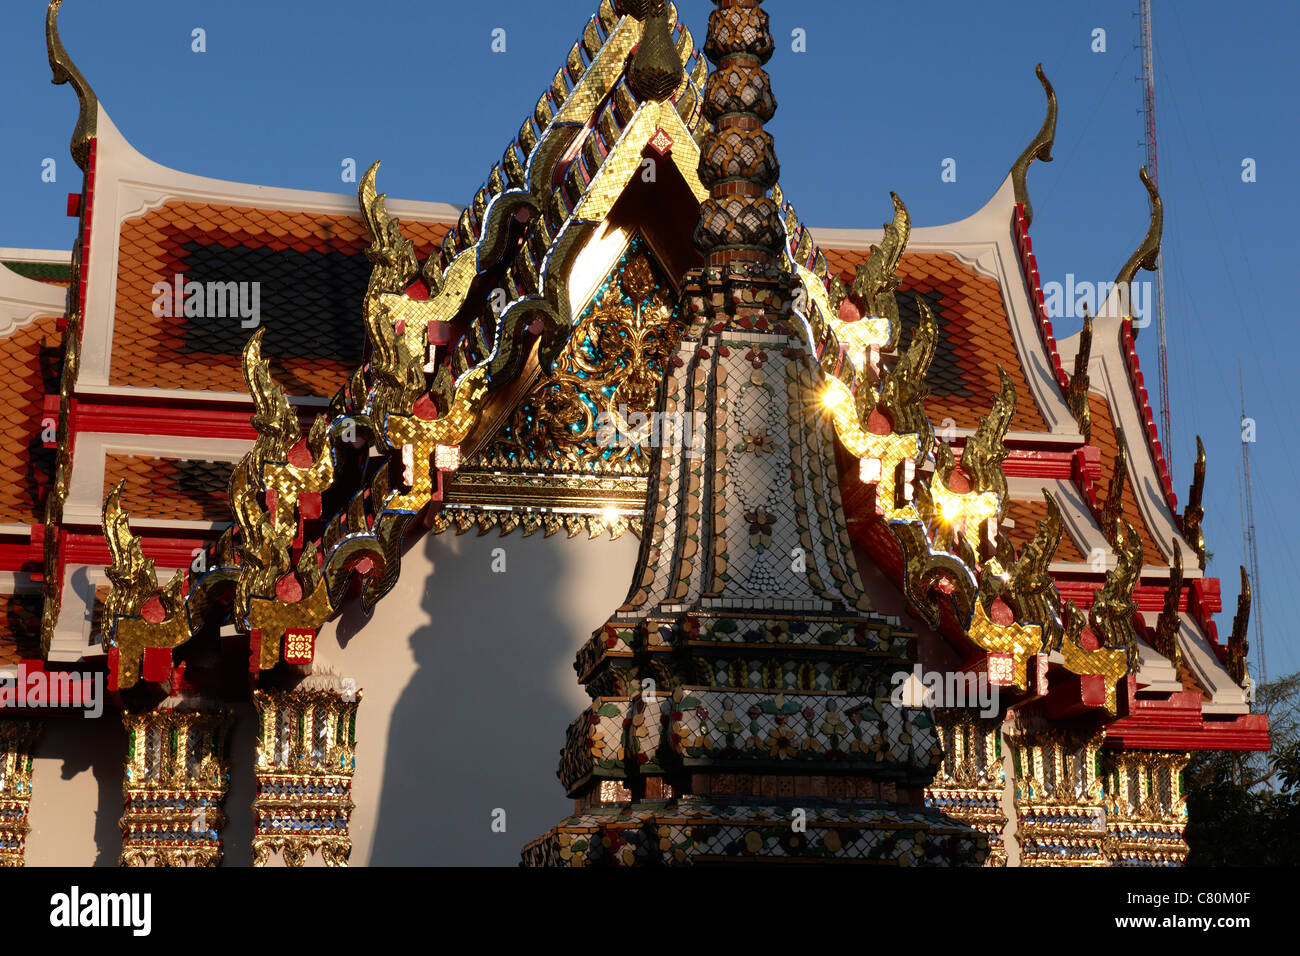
(1009, 64), (1056, 228)
(46, 0), (98, 172)
(627, 0), (683, 102)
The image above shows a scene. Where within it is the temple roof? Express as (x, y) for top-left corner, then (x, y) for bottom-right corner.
(109, 199), (452, 398)
(1, 248), (72, 289)
(4, 0), (1263, 752)
(0, 260), (65, 528)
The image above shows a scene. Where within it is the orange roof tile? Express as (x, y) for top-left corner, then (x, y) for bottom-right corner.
(104, 455), (235, 523)
(1088, 390), (1164, 561)
(821, 250), (1050, 433)
(0, 591), (42, 665)
(110, 201), (452, 398)
(0, 315), (60, 525)
(1002, 495), (1088, 565)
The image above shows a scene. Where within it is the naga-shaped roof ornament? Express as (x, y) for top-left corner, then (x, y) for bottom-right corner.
(973, 487), (1063, 632)
(231, 329), (298, 625)
(358, 161), (426, 426)
(1060, 597), (1128, 713)
(1066, 308), (1093, 442)
(1007, 490), (1065, 651)
(1115, 166), (1163, 297)
(102, 483), (182, 627)
(849, 193), (910, 352)
(876, 295), (938, 455)
(1009, 64), (1056, 229)
(1090, 517), (1144, 667)
(960, 366), (1016, 501)
(1152, 536), (1184, 670)
(1100, 433), (1129, 547)
(102, 482), (189, 690)
(1227, 566), (1251, 686)
(46, 0), (97, 172)
(1182, 436), (1207, 569)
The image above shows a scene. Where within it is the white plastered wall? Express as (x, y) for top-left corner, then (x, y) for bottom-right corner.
(25, 526), (639, 866)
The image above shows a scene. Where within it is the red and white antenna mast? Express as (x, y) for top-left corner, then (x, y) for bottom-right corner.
(1139, 0), (1173, 462)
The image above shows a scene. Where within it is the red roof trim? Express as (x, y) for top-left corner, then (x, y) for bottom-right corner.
(1012, 203), (1070, 394)
(46, 137), (98, 632)
(1119, 317), (1179, 514)
(74, 400), (258, 441)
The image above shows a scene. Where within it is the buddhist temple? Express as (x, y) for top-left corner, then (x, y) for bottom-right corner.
(0, 0), (1267, 867)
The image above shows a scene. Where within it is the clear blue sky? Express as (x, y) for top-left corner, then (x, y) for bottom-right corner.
(2, 0), (1296, 677)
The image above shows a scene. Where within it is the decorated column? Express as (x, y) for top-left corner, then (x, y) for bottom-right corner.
(120, 709), (234, 866)
(251, 687), (362, 867)
(925, 713), (1008, 866)
(1005, 725), (1108, 866)
(0, 721), (40, 866)
(1102, 749), (1189, 866)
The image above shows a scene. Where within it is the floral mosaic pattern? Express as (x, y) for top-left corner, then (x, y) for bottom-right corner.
(521, 802), (985, 867)
(926, 716), (1008, 865)
(689, 615), (904, 653)
(559, 697), (630, 794)
(670, 690), (942, 775)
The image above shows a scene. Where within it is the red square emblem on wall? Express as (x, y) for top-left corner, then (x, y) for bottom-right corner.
(283, 629), (316, 666)
(987, 653), (1015, 687)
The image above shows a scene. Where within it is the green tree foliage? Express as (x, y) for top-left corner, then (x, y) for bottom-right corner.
(1184, 672), (1300, 865)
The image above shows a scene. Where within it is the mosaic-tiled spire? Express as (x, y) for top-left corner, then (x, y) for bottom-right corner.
(524, 2), (985, 867)
(694, 0), (782, 265)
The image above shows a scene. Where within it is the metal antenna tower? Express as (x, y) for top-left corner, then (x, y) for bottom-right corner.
(1139, 0), (1173, 463)
(1238, 361), (1266, 684)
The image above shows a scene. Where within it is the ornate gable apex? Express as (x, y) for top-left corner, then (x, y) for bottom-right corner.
(433, 0), (711, 408)
(81, 1), (715, 685)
